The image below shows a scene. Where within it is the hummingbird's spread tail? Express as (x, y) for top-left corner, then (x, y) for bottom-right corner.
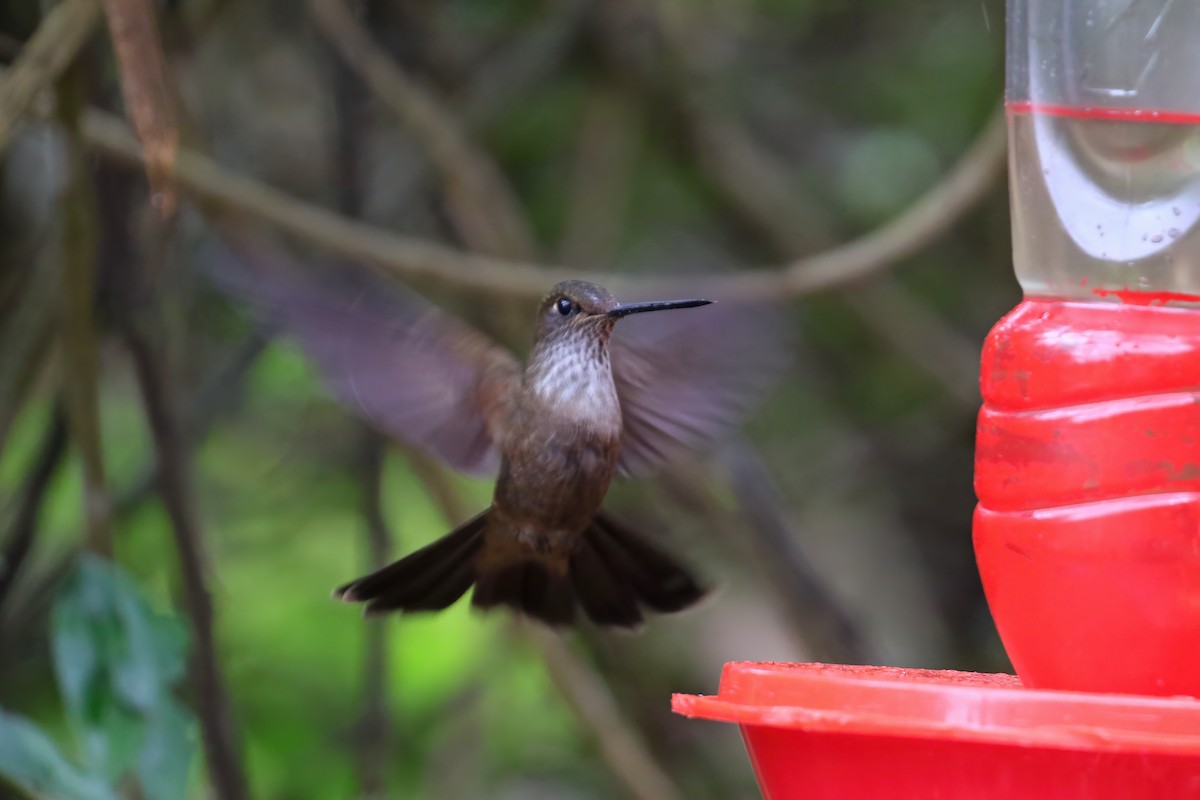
(566, 512), (707, 627)
(335, 511), (487, 613)
(335, 510), (705, 628)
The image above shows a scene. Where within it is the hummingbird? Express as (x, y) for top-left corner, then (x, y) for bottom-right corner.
(205, 242), (785, 628)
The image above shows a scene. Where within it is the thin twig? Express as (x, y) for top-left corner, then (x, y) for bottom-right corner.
(0, 258), (59, 460)
(843, 280), (981, 407)
(521, 625), (685, 800)
(594, 0), (841, 255)
(328, 3), (588, 223)
(355, 431), (393, 797)
(558, 84), (639, 268)
(311, 0), (538, 260)
(718, 440), (870, 663)
(326, 17), (394, 789)
(73, 100), (1005, 302)
(98, 0), (178, 216)
(0, 0), (100, 151)
(122, 322), (250, 800)
(0, 408), (68, 609)
(639, 0), (989, 404)
(112, 328), (272, 520)
(57, 61), (112, 558)
(456, 0), (590, 127)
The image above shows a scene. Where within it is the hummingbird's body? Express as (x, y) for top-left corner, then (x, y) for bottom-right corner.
(208, 245), (784, 628)
(336, 282), (709, 626)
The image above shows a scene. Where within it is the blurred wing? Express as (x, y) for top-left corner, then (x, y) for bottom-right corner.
(201, 239), (520, 476)
(611, 299), (790, 476)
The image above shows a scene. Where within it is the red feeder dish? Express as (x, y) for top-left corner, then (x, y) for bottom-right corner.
(672, 662), (1200, 800)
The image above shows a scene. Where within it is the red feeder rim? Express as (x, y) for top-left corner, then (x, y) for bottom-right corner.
(672, 661), (1200, 754)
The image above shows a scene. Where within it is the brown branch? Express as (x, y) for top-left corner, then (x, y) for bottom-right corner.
(692, 113), (841, 254)
(57, 62), (112, 558)
(0, 49), (1000, 305)
(456, 0), (590, 127)
(639, 0), (991, 402)
(520, 625), (686, 800)
(98, 0), (178, 216)
(112, 328), (272, 520)
(718, 439), (870, 663)
(122, 322), (249, 800)
(355, 430), (392, 798)
(843, 281), (981, 407)
(558, 85), (639, 268)
(311, 0), (538, 260)
(0, 408), (68, 609)
(323, 3), (587, 223)
(595, 0), (841, 255)
(326, 33), (393, 792)
(0, 0), (100, 151)
(0, 260), (59, 461)
(78, 103), (1004, 302)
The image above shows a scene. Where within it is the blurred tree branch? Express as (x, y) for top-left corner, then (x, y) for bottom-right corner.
(455, 0), (590, 128)
(523, 624), (686, 800)
(324, 15), (393, 791)
(595, 0), (842, 254)
(637, 0), (988, 405)
(112, 327), (271, 520)
(72, 98), (1004, 302)
(0, 408), (67, 610)
(355, 430), (392, 798)
(843, 282), (982, 407)
(0, 0), (100, 151)
(123, 321), (249, 800)
(311, 0), (537, 260)
(321, 2), (588, 221)
(97, 0), (178, 216)
(56, 62), (112, 558)
(0, 257), (59, 461)
(558, 84), (639, 269)
(718, 441), (868, 662)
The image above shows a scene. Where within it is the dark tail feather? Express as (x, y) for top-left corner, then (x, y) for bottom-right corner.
(570, 536), (644, 627)
(570, 511), (707, 627)
(335, 511), (487, 615)
(472, 560), (577, 627)
(336, 508), (706, 629)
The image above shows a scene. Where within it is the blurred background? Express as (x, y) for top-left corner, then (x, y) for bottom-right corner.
(0, 0), (1012, 797)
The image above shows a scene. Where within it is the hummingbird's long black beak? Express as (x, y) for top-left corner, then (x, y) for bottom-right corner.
(607, 299), (712, 318)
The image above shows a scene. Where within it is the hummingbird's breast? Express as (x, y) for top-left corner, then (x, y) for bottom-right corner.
(490, 340), (623, 540)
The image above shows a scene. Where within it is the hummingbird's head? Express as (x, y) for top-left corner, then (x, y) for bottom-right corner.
(527, 281), (714, 422)
(535, 280), (712, 346)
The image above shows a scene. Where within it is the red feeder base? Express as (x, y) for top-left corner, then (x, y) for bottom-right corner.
(672, 662), (1200, 800)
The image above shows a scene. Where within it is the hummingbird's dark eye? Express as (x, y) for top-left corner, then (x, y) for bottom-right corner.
(556, 297), (574, 316)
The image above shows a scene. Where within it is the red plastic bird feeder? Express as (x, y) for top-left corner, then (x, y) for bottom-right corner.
(673, 2), (1200, 796)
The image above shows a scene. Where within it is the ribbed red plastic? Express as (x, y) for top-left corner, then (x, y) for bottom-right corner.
(975, 298), (1200, 695)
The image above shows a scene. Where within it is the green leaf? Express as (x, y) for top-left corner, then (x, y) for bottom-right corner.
(0, 710), (117, 800)
(50, 556), (196, 794)
(109, 566), (165, 711)
(49, 567), (100, 728)
(136, 699), (196, 800)
(51, 557), (143, 780)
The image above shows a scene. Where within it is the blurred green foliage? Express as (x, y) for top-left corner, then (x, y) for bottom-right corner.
(0, 555), (194, 800)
